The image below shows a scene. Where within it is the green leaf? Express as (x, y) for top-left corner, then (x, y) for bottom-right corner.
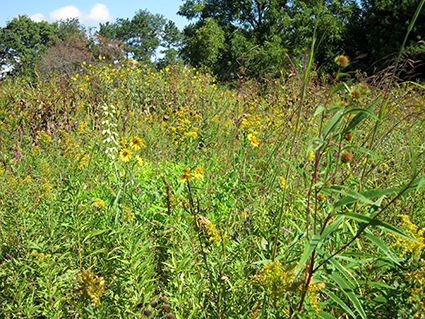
(320, 216), (344, 240)
(379, 93), (391, 120)
(345, 99), (379, 133)
(330, 187), (375, 208)
(405, 81), (425, 90)
(83, 229), (109, 244)
(323, 290), (356, 318)
(329, 273), (367, 319)
(330, 81), (351, 94)
(416, 175), (425, 192)
(318, 311), (337, 319)
(296, 234), (321, 273)
(322, 108), (345, 138)
(314, 105), (325, 117)
(338, 212), (414, 241)
(86, 249), (107, 257)
(333, 187), (399, 208)
(343, 145), (380, 158)
(363, 229), (401, 266)
(333, 175), (425, 208)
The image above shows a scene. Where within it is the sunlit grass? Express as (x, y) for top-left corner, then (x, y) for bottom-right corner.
(0, 60), (425, 318)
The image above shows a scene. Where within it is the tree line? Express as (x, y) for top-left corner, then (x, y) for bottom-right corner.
(1, 0), (424, 81)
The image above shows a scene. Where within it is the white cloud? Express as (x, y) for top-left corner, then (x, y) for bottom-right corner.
(48, 3), (112, 25)
(83, 3), (111, 24)
(30, 13), (46, 22)
(49, 6), (80, 21)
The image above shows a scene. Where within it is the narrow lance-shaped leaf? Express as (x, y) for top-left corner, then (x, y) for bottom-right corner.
(322, 108), (345, 139)
(296, 234), (321, 273)
(323, 290), (357, 318)
(338, 212), (415, 242)
(345, 98), (379, 133)
(329, 273), (367, 319)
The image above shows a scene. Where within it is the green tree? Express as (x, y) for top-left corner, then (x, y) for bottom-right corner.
(178, 0), (357, 80)
(99, 9), (182, 64)
(157, 21), (183, 68)
(0, 15), (58, 77)
(345, 0), (425, 76)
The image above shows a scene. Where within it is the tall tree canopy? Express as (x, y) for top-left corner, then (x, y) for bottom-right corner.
(99, 9), (182, 64)
(0, 15), (58, 77)
(0, 16), (125, 78)
(344, 0), (425, 75)
(178, 0), (357, 80)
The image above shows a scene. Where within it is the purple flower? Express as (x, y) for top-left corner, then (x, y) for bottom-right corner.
(283, 226), (293, 237)
(13, 151), (23, 163)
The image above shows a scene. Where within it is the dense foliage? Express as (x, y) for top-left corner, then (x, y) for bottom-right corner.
(1, 54), (425, 317)
(178, 0), (355, 79)
(1, 1), (425, 80)
(98, 10), (182, 66)
(1, 2), (425, 318)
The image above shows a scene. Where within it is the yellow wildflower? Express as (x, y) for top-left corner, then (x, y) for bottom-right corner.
(184, 131), (198, 138)
(74, 269), (105, 308)
(193, 167), (204, 179)
(135, 155), (143, 166)
(278, 176), (286, 189)
(390, 214), (425, 257)
(91, 198), (105, 208)
(335, 55), (349, 67)
(119, 149), (133, 162)
(248, 134), (260, 147)
(199, 218), (227, 243)
(130, 136), (144, 150)
(308, 150), (314, 161)
(180, 167), (192, 183)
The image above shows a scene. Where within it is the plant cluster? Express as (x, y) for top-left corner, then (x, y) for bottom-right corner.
(0, 45), (425, 319)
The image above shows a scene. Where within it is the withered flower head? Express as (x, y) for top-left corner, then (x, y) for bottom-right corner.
(341, 151), (352, 164)
(162, 304), (171, 312)
(344, 132), (353, 141)
(351, 90), (361, 100)
(335, 55), (349, 67)
(143, 309), (153, 316)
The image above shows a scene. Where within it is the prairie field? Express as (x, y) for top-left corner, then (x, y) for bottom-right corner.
(1, 59), (425, 318)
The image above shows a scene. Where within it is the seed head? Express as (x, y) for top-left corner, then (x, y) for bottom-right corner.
(162, 304), (171, 312)
(143, 309), (153, 316)
(335, 55), (349, 67)
(351, 90), (361, 100)
(341, 151), (352, 164)
(344, 132), (353, 141)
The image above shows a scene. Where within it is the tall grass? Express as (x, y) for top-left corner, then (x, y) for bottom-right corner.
(1, 18), (425, 318)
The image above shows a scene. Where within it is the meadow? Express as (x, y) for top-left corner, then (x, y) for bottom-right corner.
(0, 56), (425, 318)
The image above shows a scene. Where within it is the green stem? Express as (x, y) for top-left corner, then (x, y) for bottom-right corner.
(272, 2), (319, 262)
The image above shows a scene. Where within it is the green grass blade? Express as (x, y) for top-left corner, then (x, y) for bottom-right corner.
(345, 99), (379, 133)
(363, 229), (401, 266)
(322, 108), (345, 139)
(329, 273), (367, 319)
(296, 234), (321, 273)
(338, 212), (413, 241)
(323, 289), (356, 318)
(317, 311), (337, 319)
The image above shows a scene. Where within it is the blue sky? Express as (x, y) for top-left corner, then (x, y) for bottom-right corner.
(1, 0), (190, 30)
